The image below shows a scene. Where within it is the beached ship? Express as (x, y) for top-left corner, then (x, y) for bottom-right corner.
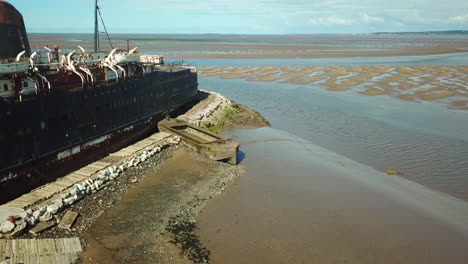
(0, 0), (199, 202)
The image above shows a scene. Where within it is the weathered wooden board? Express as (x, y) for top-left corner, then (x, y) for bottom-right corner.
(0, 238), (82, 264)
(29, 221), (56, 235)
(58, 211), (79, 230)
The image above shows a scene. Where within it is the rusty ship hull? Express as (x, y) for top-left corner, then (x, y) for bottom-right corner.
(0, 69), (198, 203)
(0, 1), (199, 203)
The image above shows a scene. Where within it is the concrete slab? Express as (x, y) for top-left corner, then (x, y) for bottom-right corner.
(0, 206), (26, 222)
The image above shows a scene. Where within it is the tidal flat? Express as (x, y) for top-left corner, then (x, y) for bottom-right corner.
(198, 65), (468, 110)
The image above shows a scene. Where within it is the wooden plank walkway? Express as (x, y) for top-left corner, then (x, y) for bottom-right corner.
(3, 160), (111, 209)
(0, 238), (82, 264)
(110, 132), (171, 158)
(2, 132), (172, 210)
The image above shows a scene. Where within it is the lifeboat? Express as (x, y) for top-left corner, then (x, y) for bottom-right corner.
(0, 51), (30, 75)
(113, 47), (141, 64)
(0, 60), (30, 75)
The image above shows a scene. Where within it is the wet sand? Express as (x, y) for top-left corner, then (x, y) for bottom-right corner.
(197, 127), (468, 263)
(167, 47), (466, 59)
(82, 149), (243, 263)
(198, 65), (468, 110)
(28, 33), (468, 59)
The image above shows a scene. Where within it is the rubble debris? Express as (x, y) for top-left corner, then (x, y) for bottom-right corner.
(9, 220), (26, 238)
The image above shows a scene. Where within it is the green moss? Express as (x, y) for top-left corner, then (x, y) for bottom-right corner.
(202, 103), (270, 134)
(204, 104), (241, 133)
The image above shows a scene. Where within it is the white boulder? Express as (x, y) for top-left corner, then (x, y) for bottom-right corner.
(53, 199), (64, 210)
(0, 221), (15, 233)
(47, 204), (59, 214)
(26, 216), (37, 226)
(39, 212), (53, 222)
(64, 196), (76, 206)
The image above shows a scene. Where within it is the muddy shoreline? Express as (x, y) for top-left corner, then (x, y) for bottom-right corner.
(80, 147), (244, 263)
(76, 90), (270, 262)
(3, 91), (269, 263)
(79, 93), (268, 263)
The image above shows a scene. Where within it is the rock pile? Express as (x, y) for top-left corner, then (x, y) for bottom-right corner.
(183, 90), (231, 126)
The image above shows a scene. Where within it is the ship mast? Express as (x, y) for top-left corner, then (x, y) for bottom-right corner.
(94, 0), (99, 51)
(93, 0), (113, 52)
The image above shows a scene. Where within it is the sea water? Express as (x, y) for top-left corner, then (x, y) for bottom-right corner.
(197, 127), (468, 263)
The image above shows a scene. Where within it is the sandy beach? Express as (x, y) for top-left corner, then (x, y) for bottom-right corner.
(198, 65), (468, 109)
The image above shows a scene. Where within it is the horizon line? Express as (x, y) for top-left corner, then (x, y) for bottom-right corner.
(27, 30), (468, 35)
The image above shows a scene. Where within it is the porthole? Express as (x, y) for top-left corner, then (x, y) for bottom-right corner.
(3, 84), (8, 91)
(23, 82), (28, 88)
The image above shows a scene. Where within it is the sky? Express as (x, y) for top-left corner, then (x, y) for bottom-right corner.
(7, 0), (468, 34)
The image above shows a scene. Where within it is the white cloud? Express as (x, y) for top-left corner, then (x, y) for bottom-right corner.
(385, 9), (428, 23)
(361, 13), (384, 23)
(308, 16), (354, 25)
(448, 14), (468, 23)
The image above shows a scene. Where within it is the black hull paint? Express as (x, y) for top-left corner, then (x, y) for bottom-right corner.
(0, 69), (198, 203)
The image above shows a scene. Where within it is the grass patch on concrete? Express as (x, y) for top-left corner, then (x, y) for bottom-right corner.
(205, 104), (242, 133)
(203, 103), (270, 133)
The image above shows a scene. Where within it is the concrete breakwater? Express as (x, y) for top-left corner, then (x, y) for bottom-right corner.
(180, 90), (270, 133)
(0, 91), (269, 263)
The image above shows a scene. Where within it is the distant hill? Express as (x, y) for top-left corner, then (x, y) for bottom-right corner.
(372, 30), (468, 35)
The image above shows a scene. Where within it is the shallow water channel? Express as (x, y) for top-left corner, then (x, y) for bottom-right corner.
(202, 77), (468, 201)
(197, 127), (468, 263)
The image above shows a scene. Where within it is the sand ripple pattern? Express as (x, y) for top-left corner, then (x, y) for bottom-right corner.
(199, 66), (468, 110)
